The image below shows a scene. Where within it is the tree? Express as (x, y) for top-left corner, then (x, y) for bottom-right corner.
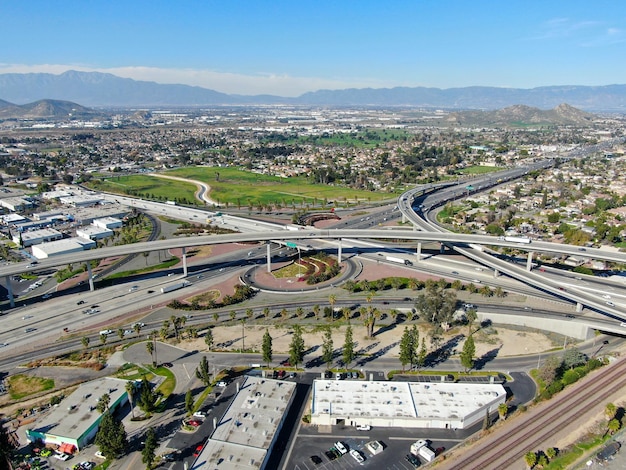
(136, 378), (159, 415)
(96, 393), (110, 413)
(328, 294), (336, 319)
(196, 356), (212, 386)
(262, 329), (273, 367)
(185, 390), (194, 415)
(117, 328), (125, 340)
(399, 326), (414, 372)
(415, 284), (457, 324)
(342, 325), (355, 369)
(607, 418), (621, 436)
(545, 447), (558, 460)
(416, 338), (428, 370)
(81, 336), (90, 349)
(322, 327), (334, 369)
(605, 402), (617, 420)
(0, 423), (16, 469)
(460, 335), (476, 373)
(134, 322), (143, 336)
(313, 304), (320, 321)
(296, 306), (304, 319)
(125, 381), (136, 419)
(524, 451), (537, 469)
(142, 427), (158, 469)
(498, 403), (508, 421)
(145, 340), (155, 367)
(482, 409), (491, 430)
(204, 329), (214, 351)
(100, 333), (108, 345)
(289, 325), (305, 369)
(466, 308), (477, 335)
(95, 411), (128, 460)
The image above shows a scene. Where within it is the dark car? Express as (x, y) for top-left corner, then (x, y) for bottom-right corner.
(163, 362), (173, 368)
(324, 450), (338, 461)
(405, 454), (421, 467)
(77, 300), (85, 305)
(310, 455), (323, 465)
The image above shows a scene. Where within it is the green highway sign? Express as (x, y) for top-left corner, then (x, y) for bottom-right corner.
(286, 242), (297, 248)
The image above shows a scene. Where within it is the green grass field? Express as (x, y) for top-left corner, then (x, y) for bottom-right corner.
(165, 166), (395, 206)
(87, 174), (198, 203)
(87, 167), (395, 207)
(457, 165), (500, 175)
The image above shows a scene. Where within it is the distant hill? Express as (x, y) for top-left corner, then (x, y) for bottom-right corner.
(0, 99), (99, 119)
(445, 103), (596, 127)
(1, 70), (626, 111)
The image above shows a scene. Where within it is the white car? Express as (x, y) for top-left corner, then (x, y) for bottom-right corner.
(193, 411), (207, 418)
(335, 441), (347, 455)
(350, 449), (365, 463)
(216, 381), (228, 387)
(356, 424), (371, 431)
(54, 453), (70, 461)
(94, 451), (106, 459)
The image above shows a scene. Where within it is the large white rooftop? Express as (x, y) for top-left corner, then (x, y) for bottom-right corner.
(311, 379), (506, 429)
(193, 376), (296, 470)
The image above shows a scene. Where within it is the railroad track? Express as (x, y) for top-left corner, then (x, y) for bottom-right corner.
(439, 357), (626, 470)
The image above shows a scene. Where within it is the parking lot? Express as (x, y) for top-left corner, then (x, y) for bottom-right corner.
(287, 424), (467, 470)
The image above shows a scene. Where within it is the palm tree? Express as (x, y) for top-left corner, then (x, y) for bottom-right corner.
(125, 381), (136, 418)
(328, 294), (336, 319)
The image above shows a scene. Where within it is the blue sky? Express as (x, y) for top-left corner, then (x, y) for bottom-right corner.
(2, 0), (625, 96)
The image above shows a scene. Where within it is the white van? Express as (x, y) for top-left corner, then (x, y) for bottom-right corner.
(99, 329), (113, 336)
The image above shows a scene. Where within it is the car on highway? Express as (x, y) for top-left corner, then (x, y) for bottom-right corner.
(607, 301), (615, 307)
(77, 300), (85, 305)
(42, 293), (52, 299)
(124, 329), (134, 336)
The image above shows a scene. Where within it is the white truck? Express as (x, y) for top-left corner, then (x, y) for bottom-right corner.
(161, 281), (190, 294)
(499, 236), (532, 244)
(386, 256), (413, 266)
(410, 440), (435, 462)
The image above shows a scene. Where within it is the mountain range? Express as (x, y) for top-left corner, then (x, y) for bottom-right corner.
(1, 70), (626, 111)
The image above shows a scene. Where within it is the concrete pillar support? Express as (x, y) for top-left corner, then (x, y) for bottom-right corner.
(182, 247), (188, 276)
(267, 243), (272, 273)
(526, 251), (535, 271)
(87, 263), (95, 292)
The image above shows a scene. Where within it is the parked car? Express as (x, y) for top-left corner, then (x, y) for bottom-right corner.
(335, 441), (348, 455)
(193, 445), (203, 457)
(187, 419), (202, 427)
(405, 453), (421, 467)
(216, 381), (228, 387)
(193, 411), (206, 418)
(54, 453), (70, 461)
(349, 449), (365, 463)
(94, 451), (106, 459)
(310, 455), (323, 465)
(356, 424), (371, 431)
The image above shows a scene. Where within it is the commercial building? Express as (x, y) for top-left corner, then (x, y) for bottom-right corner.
(31, 237), (96, 259)
(25, 377), (129, 451)
(92, 216), (123, 230)
(311, 379), (506, 430)
(192, 376), (296, 470)
(15, 228), (63, 247)
(76, 225), (114, 241)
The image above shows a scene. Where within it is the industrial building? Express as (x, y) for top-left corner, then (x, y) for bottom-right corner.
(310, 379), (506, 430)
(76, 225), (114, 241)
(14, 228), (63, 247)
(25, 377), (129, 452)
(92, 216), (123, 230)
(192, 376), (296, 470)
(32, 237), (96, 259)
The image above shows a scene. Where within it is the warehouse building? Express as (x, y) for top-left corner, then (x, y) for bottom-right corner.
(32, 237), (96, 259)
(76, 225), (114, 241)
(311, 379), (506, 430)
(14, 228), (63, 247)
(25, 377), (129, 452)
(192, 376), (296, 470)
